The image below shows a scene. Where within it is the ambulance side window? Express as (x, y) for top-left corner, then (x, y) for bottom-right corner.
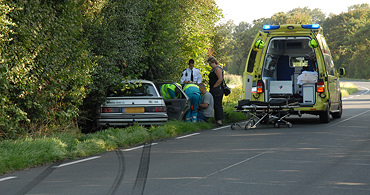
(319, 37), (335, 76)
(247, 50), (257, 73)
(324, 55), (335, 76)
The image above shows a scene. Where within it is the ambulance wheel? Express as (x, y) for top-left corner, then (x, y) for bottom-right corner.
(231, 124), (236, 130)
(331, 99), (342, 119)
(319, 104), (330, 123)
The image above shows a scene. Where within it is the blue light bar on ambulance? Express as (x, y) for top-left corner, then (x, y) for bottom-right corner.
(301, 24), (320, 29)
(263, 25), (280, 30)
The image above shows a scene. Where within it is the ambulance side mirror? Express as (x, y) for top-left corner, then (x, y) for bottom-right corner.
(339, 67), (345, 76)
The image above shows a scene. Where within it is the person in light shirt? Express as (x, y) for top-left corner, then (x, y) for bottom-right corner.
(197, 83), (214, 122)
(180, 59), (202, 84)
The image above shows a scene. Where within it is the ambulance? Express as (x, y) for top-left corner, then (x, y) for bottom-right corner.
(242, 24), (345, 123)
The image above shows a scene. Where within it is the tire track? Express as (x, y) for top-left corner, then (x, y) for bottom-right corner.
(108, 150), (125, 195)
(131, 143), (152, 195)
(15, 162), (62, 195)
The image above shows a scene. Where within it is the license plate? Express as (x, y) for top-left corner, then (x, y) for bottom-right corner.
(123, 107), (144, 113)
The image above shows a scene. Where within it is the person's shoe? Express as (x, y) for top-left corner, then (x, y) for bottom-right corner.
(215, 122), (222, 126)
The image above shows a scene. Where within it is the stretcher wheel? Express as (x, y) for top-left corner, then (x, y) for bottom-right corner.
(245, 120), (255, 130)
(231, 124), (236, 130)
(274, 121), (280, 128)
(287, 122), (293, 128)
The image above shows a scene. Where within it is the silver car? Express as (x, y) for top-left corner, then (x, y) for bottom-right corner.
(97, 80), (190, 128)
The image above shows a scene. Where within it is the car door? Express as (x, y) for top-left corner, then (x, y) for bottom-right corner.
(157, 82), (191, 120)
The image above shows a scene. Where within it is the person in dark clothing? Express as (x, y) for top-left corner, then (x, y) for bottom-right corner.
(207, 56), (224, 126)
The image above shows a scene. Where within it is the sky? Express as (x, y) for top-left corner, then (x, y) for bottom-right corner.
(215, 0), (369, 24)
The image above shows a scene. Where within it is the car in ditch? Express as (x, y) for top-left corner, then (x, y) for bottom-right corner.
(97, 80), (190, 128)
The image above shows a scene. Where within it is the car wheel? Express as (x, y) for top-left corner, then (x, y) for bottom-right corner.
(331, 99), (342, 119)
(319, 104), (330, 123)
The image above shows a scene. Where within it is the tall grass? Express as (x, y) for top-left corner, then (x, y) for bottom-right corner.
(223, 74), (247, 123)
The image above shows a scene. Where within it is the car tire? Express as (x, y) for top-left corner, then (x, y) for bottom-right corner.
(319, 104), (330, 123)
(331, 99), (342, 119)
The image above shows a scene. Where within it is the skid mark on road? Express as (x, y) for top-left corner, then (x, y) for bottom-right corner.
(108, 150), (125, 195)
(15, 162), (62, 195)
(131, 143), (152, 195)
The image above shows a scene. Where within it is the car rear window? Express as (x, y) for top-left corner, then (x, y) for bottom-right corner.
(107, 83), (158, 97)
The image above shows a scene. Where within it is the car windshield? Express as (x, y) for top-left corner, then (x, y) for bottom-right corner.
(107, 83), (158, 97)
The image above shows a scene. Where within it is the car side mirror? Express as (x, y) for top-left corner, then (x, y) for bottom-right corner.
(339, 67), (345, 76)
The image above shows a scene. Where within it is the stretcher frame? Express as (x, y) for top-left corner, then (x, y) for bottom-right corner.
(231, 98), (300, 130)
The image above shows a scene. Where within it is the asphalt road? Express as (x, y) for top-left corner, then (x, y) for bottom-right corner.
(1, 81), (369, 195)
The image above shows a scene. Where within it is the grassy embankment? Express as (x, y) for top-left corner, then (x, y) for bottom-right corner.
(0, 76), (358, 175)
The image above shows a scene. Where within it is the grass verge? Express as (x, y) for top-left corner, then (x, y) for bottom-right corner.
(340, 82), (359, 96)
(0, 121), (215, 175)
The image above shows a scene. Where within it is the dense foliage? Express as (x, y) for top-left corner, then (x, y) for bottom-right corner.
(1, 1), (93, 138)
(218, 4), (370, 80)
(0, 0), (221, 138)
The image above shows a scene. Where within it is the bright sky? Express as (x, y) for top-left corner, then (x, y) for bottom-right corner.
(216, 0), (369, 24)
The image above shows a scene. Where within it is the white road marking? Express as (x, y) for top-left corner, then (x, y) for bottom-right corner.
(213, 125), (229, 131)
(121, 143), (158, 152)
(0, 176), (17, 182)
(53, 156), (101, 168)
(175, 133), (200, 140)
(185, 136), (305, 185)
(329, 110), (370, 128)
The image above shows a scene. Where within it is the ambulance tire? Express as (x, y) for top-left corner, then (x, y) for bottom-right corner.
(331, 99), (343, 119)
(319, 104), (330, 123)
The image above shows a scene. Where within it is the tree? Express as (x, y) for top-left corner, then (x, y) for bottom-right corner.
(323, 3), (369, 79)
(212, 20), (235, 70)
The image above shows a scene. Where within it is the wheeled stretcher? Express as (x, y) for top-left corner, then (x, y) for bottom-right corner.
(231, 98), (300, 130)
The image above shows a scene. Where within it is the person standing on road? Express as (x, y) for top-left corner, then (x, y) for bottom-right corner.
(181, 59), (202, 84)
(197, 83), (214, 122)
(207, 56), (224, 126)
(183, 83), (202, 122)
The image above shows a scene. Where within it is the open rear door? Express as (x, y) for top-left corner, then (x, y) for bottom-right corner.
(243, 32), (268, 100)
